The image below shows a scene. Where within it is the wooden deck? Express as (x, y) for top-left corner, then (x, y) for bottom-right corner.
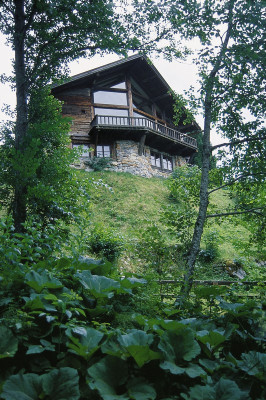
(90, 115), (198, 150)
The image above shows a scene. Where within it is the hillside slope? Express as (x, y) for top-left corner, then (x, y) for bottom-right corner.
(74, 169), (262, 280)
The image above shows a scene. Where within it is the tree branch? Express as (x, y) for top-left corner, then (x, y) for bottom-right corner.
(212, 135), (266, 151)
(24, 0), (38, 34)
(208, 172), (266, 195)
(206, 208), (265, 218)
(0, 0), (14, 16)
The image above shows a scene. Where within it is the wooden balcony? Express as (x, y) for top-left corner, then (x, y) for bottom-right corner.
(90, 115), (197, 151)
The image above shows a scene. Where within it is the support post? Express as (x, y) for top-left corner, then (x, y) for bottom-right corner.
(138, 134), (146, 156)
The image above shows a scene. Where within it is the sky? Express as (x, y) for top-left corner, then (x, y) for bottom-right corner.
(0, 33), (222, 146)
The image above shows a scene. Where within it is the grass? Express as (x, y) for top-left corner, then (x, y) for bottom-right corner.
(70, 169), (264, 282)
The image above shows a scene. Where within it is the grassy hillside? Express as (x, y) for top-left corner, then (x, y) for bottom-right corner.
(72, 169), (265, 281)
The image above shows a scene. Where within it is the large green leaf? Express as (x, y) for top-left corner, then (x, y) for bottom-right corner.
(88, 356), (129, 400)
(2, 368), (80, 400)
(42, 367), (80, 400)
(2, 373), (43, 400)
(76, 256), (113, 275)
(76, 271), (120, 298)
(127, 378), (156, 400)
(197, 330), (227, 349)
(101, 335), (127, 358)
(0, 326), (18, 359)
(239, 351), (266, 379)
(185, 363), (206, 378)
(158, 329), (201, 363)
(199, 358), (219, 373)
(26, 339), (55, 355)
(120, 277), (146, 289)
(67, 327), (104, 360)
(182, 384), (215, 400)
(25, 270), (63, 293)
(118, 330), (160, 367)
(160, 361), (185, 375)
(215, 378), (248, 400)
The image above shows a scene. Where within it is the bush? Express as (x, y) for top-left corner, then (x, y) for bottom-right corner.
(89, 224), (123, 261)
(199, 229), (220, 262)
(85, 157), (111, 171)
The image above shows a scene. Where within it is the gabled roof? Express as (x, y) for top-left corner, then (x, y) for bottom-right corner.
(52, 54), (201, 134)
(52, 54), (171, 91)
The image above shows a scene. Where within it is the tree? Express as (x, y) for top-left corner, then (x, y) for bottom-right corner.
(0, 0), (155, 231)
(159, 0), (265, 300)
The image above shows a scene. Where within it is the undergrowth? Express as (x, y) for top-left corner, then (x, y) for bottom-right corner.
(0, 218), (265, 400)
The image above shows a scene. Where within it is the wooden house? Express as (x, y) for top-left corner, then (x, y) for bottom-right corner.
(52, 54), (200, 177)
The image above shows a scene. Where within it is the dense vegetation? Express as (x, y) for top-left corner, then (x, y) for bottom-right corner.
(0, 169), (265, 399)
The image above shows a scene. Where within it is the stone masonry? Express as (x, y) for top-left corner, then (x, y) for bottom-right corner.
(110, 140), (185, 178)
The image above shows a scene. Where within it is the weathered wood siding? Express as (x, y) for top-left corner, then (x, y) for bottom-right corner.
(55, 87), (92, 143)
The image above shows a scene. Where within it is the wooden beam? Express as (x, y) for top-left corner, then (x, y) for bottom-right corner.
(153, 92), (170, 101)
(91, 86), (127, 93)
(93, 103), (129, 110)
(138, 134), (146, 156)
(95, 130), (99, 156)
(126, 78), (134, 118)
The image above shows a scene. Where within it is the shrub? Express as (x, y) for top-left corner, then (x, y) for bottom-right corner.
(89, 224), (123, 261)
(199, 229), (220, 262)
(85, 157), (111, 171)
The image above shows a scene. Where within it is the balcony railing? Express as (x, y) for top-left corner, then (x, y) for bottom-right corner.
(90, 115), (197, 150)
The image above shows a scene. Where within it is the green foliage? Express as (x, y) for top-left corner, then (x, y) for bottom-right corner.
(0, 88), (83, 226)
(0, 216), (64, 272)
(89, 224), (124, 261)
(135, 223), (175, 276)
(0, 231), (265, 399)
(85, 157), (112, 172)
(165, 166), (201, 247)
(171, 91), (195, 127)
(199, 229), (220, 262)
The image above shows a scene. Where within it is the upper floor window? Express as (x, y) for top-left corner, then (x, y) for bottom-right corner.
(93, 90), (128, 106)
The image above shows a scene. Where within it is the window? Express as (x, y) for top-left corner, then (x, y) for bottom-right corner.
(96, 145), (111, 158)
(94, 91), (128, 106)
(72, 143), (90, 157)
(151, 151), (173, 171)
(162, 156), (173, 171)
(151, 151), (161, 168)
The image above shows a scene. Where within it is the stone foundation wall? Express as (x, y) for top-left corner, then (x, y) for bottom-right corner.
(75, 140), (188, 178)
(111, 140), (181, 178)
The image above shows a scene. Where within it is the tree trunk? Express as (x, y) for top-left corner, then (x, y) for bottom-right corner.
(13, 0), (28, 232)
(178, 0), (234, 303)
(179, 90), (212, 299)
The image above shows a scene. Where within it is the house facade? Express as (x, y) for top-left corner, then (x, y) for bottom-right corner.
(52, 55), (200, 178)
